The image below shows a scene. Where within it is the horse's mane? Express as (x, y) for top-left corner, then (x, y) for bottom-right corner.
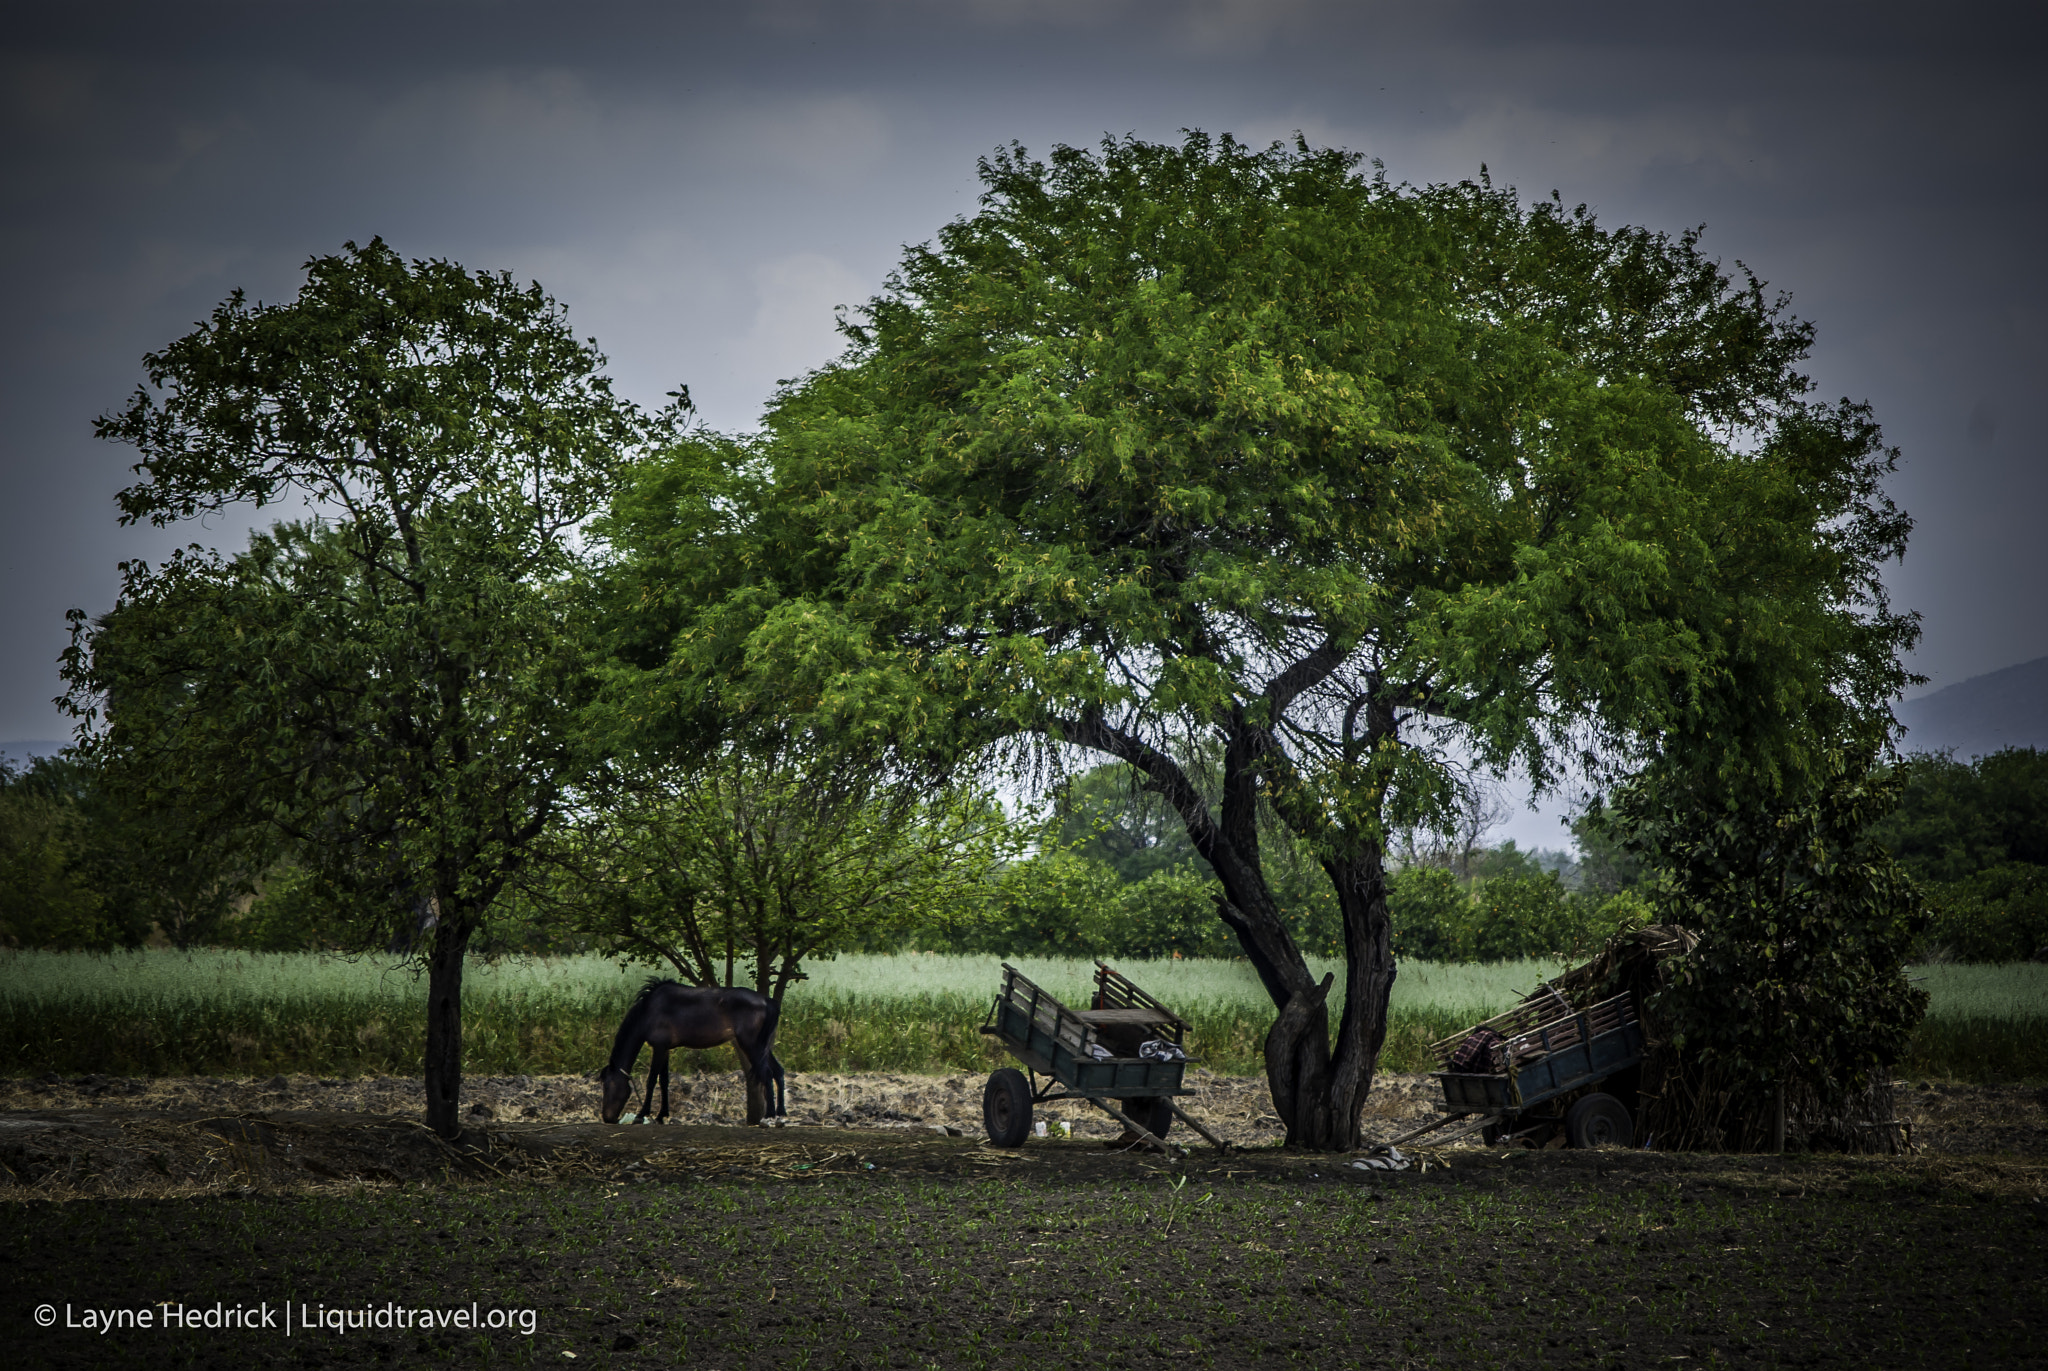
(630, 977), (681, 1011)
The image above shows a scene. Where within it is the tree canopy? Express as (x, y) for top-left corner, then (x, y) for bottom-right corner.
(536, 134), (1922, 1148)
(1868, 746), (2048, 961)
(543, 745), (1014, 998)
(66, 239), (676, 1137)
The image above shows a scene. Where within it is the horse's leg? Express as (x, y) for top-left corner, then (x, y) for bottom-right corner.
(636, 1049), (659, 1123)
(655, 1047), (671, 1124)
(740, 1040), (772, 1125)
(770, 1054), (787, 1118)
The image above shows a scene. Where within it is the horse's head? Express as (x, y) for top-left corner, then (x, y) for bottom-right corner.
(598, 1065), (632, 1124)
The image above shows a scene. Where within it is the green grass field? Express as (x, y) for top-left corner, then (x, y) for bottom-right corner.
(1, 949), (2041, 1081)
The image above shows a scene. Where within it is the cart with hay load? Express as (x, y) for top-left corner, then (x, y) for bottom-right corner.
(977, 962), (1229, 1155)
(1378, 988), (1647, 1150)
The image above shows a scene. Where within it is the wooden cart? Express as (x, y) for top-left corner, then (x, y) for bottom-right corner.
(1379, 988), (1647, 1150)
(977, 962), (1229, 1155)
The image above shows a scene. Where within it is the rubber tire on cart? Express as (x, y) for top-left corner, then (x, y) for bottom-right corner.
(1564, 1092), (1633, 1149)
(983, 1068), (1034, 1147)
(1119, 1097), (1174, 1141)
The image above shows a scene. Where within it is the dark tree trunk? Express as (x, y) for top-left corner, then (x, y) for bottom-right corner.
(422, 913), (475, 1141)
(1051, 708), (1400, 1151)
(1211, 847), (1396, 1151)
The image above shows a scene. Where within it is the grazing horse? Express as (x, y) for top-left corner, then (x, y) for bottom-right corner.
(599, 979), (786, 1125)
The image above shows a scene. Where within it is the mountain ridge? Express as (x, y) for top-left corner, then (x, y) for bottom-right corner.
(1895, 655), (2047, 758)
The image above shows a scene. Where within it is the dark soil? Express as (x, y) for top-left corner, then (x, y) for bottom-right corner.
(4, 1073), (2046, 1368)
(3, 1069), (2041, 1159)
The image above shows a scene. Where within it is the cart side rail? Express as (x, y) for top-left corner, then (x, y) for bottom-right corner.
(1090, 962), (1193, 1040)
(1496, 992), (1637, 1069)
(1431, 992), (1644, 1114)
(1427, 984), (1576, 1070)
(996, 963), (1096, 1058)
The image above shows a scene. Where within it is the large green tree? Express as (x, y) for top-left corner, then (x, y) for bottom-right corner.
(64, 240), (672, 1137)
(616, 135), (1917, 1149)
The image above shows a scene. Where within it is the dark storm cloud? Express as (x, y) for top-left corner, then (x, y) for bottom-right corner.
(5, 2), (2044, 820)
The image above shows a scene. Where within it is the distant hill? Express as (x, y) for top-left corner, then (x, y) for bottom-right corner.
(0, 739), (65, 769)
(1895, 655), (2048, 758)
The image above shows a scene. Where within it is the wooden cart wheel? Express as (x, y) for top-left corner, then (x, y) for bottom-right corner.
(1120, 1098), (1174, 1140)
(983, 1068), (1033, 1147)
(1564, 1092), (1633, 1148)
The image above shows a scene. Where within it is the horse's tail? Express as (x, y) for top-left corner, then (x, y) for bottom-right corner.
(760, 994), (782, 1066)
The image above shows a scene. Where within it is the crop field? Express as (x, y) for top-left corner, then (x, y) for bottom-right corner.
(1, 950), (2043, 1082)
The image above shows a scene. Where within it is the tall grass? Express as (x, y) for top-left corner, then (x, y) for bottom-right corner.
(1898, 961), (2048, 1082)
(0, 949), (2039, 1081)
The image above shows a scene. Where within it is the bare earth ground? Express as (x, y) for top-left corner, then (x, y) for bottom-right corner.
(0, 1069), (2042, 1199)
(5, 1072), (2047, 1369)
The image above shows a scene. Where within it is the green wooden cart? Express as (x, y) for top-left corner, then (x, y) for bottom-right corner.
(1380, 988), (1647, 1150)
(977, 962), (1229, 1155)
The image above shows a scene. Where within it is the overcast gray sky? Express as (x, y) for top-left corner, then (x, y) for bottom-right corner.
(4, 1), (2043, 844)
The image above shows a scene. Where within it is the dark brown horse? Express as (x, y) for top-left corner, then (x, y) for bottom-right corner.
(600, 979), (786, 1125)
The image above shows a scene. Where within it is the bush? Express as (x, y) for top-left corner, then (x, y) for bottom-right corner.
(1468, 872), (1577, 961)
(1917, 862), (2048, 963)
(1389, 865), (1638, 962)
(1388, 866), (1468, 960)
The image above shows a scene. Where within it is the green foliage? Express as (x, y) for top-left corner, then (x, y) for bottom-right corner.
(1871, 747), (2048, 882)
(596, 132), (1919, 1147)
(951, 849), (1121, 957)
(1865, 749), (2048, 963)
(0, 756), (124, 950)
(70, 238), (662, 945)
(221, 865), (350, 954)
(67, 238), (674, 1133)
(1916, 862), (2048, 963)
(1049, 762), (1210, 885)
(0, 752), (254, 951)
(1620, 750), (1930, 1138)
(1467, 872), (1582, 961)
(1387, 860), (1647, 962)
(544, 747), (1015, 997)
(1386, 866), (1469, 961)
(1571, 807), (1649, 895)
(929, 852), (1238, 961)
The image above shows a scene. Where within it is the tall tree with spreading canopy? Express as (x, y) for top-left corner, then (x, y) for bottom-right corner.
(609, 134), (1919, 1149)
(64, 239), (674, 1138)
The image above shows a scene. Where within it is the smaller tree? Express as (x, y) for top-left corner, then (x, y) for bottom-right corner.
(0, 752), (253, 950)
(68, 240), (668, 1138)
(1616, 748), (1929, 1150)
(553, 745), (1014, 999)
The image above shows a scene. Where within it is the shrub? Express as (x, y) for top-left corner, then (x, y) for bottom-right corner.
(1917, 862), (2048, 963)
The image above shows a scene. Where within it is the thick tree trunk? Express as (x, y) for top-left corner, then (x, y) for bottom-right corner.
(1326, 850), (1399, 1146)
(1219, 845), (1397, 1151)
(422, 914), (474, 1141)
(1045, 709), (1397, 1151)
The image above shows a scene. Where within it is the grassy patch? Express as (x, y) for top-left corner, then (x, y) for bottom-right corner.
(2, 950), (2040, 1081)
